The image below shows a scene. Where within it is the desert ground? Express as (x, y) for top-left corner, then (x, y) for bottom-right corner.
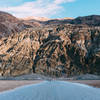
(0, 80), (42, 92)
(69, 80), (100, 88)
(0, 80), (100, 93)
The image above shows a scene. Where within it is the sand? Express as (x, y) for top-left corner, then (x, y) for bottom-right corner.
(0, 80), (42, 92)
(69, 80), (100, 88)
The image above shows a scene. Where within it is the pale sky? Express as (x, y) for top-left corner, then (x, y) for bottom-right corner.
(0, 0), (100, 18)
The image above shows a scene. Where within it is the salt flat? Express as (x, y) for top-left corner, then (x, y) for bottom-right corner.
(0, 81), (100, 100)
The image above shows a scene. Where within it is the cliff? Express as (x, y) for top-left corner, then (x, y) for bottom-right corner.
(0, 12), (100, 77)
(0, 24), (100, 77)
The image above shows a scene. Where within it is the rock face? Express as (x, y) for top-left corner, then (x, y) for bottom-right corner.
(0, 23), (100, 77)
(0, 11), (100, 77)
(33, 25), (100, 77)
(0, 28), (40, 76)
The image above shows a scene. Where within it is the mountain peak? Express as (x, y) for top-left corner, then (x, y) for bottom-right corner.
(20, 16), (50, 21)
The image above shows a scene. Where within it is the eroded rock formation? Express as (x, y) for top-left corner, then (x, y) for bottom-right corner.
(1, 11), (100, 77)
(0, 24), (100, 77)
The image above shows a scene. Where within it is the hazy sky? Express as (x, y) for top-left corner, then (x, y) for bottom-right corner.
(0, 0), (100, 18)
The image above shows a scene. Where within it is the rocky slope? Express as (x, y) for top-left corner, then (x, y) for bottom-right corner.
(1, 11), (100, 39)
(1, 11), (100, 77)
(0, 23), (100, 77)
(0, 11), (24, 38)
(0, 11), (100, 37)
(0, 11), (42, 38)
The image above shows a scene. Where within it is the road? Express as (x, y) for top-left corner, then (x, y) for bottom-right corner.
(0, 81), (100, 100)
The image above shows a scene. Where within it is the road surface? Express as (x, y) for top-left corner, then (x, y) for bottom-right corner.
(0, 81), (100, 100)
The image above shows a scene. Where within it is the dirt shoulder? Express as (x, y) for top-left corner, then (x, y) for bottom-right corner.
(0, 80), (100, 93)
(0, 80), (42, 93)
(68, 80), (100, 88)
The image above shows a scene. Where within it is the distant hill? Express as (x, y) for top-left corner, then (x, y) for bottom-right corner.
(0, 11), (41, 38)
(21, 16), (50, 21)
(0, 11), (18, 22)
(70, 15), (100, 26)
(43, 15), (100, 26)
(0, 11), (100, 38)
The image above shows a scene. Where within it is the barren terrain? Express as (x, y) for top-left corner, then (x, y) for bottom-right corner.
(0, 80), (42, 92)
(0, 80), (100, 93)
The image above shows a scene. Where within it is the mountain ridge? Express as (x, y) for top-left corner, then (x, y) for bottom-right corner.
(0, 11), (100, 77)
(0, 11), (100, 38)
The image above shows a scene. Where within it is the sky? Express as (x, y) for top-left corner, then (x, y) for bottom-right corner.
(0, 0), (100, 18)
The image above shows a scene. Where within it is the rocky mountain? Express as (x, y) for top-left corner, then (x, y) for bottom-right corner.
(43, 15), (100, 26)
(70, 15), (100, 26)
(0, 11), (42, 38)
(21, 16), (50, 21)
(0, 11), (100, 77)
(0, 11), (24, 38)
(0, 23), (100, 77)
(0, 11), (100, 38)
